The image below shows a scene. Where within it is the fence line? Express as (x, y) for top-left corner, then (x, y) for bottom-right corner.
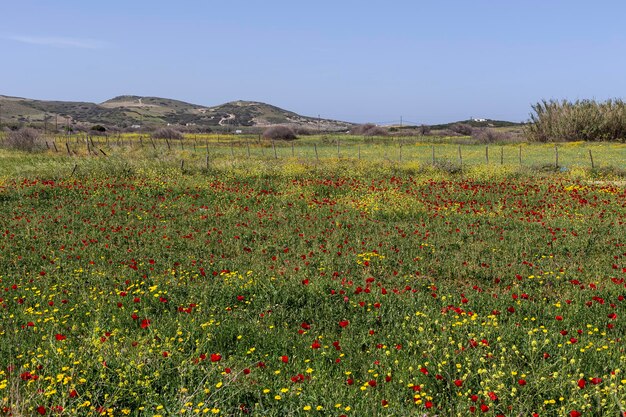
(0, 133), (623, 170)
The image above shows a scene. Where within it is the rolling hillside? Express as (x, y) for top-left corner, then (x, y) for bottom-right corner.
(0, 94), (353, 131)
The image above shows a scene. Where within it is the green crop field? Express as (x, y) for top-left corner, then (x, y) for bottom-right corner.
(0, 136), (625, 416)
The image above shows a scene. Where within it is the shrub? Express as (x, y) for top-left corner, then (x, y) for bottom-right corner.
(526, 99), (626, 142)
(294, 127), (313, 136)
(350, 123), (388, 136)
(471, 128), (514, 143)
(91, 125), (107, 132)
(153, 127), (184, 140)
(262, 125), (297, 140)
(5, 128), (43, 152)
(418, 124), (431, 135)
(450, 123), (474, 136)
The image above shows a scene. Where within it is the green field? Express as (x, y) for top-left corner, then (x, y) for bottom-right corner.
(1, 133), (625, 178)
(0, 137), (625, 416)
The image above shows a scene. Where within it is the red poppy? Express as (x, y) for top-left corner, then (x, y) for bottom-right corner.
(210, 353), (222, 362)
(54, 334), (66, 341)
(280, 355), (289, 363)
(338, 320), (349, 328)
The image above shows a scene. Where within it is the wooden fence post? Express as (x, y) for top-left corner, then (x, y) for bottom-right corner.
(485, 145), (489, 164)
(555, 144), (559, 168)
(314, 143), (319, 161)
(589, 149), (594, 169)
(431, 145), (435, 164)
(519, 145), (522, 166)
(458, 145), (462, 168)
(500, 147), (504, 165)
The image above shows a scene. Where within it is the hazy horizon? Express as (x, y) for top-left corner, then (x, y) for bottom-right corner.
(2, 1), (626, 124)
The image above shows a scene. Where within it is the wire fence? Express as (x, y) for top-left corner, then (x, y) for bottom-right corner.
(2, 133), (626, 171)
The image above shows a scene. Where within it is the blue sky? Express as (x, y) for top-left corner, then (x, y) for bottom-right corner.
(1, 1), (626, 124)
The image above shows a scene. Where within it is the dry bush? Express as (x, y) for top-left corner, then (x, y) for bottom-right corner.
(294, 126), (313, 136)
(350, 123), (388, 136)
(152, 127), (184, 140)
(262, 125), (297, 140)
(418, 124), (431, 135)
(450, 123), (474, 136)
(471, 128), (515, 143)
(5, 128), (43, 152)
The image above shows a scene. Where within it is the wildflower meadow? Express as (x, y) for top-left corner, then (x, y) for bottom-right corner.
(0, 150), (625, 416)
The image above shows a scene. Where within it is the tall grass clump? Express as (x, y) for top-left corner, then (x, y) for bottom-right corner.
(526, 98), (626, 142)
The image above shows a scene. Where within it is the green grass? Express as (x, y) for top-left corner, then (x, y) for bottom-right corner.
(1, 134), (625, 179)
(0, 144), (625, 416)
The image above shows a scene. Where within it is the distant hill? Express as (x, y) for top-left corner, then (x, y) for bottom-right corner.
(0, 94), (353, 131)
(428, 119), (523, 130)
